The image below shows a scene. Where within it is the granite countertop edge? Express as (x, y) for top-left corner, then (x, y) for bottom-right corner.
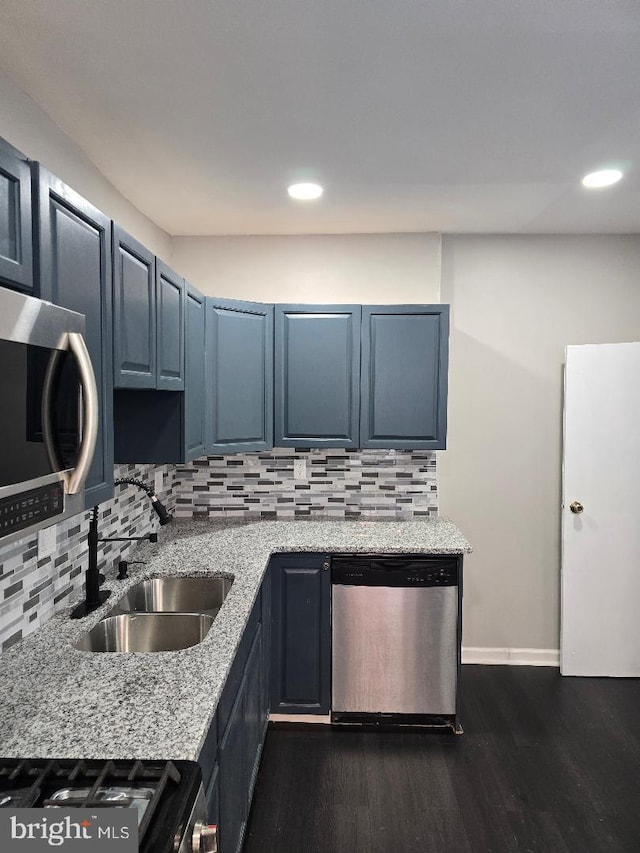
(0, 518), (471, 763)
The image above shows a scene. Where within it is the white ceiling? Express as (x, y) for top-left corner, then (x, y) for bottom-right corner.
(1, 0), (639, 236)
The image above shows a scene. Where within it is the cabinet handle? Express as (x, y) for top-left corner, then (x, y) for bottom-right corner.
(323, 561), (330, 571)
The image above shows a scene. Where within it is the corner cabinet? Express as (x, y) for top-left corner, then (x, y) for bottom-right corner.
(33, 165), (114, 507)
(206, 298), (274, 454)
(274, 305), (361, 448)
(0, 138), (33, 293)
(270, 553), (331, 714)
(360, 304), (449, 450)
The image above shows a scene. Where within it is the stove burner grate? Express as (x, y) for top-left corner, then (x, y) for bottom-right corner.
(0, 759), (183, 846)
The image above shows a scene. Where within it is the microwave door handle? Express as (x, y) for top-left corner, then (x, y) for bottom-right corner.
(66, 332), (98, 495)
(42, 348), (64, 475)
(42, 332), (99, 495)
(77, 381), (84, 445)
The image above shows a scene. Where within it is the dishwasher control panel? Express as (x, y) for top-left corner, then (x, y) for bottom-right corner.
(331, 556), (458, 587)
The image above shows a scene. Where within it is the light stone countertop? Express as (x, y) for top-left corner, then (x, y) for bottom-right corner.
(0, 518), (471, 761)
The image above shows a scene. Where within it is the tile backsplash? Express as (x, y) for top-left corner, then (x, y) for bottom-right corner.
(1, 449), (439, 653)
(174, 448), (438, 520)
(0, 464), (176, 652)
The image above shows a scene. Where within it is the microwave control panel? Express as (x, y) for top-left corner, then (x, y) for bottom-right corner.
(0, 483), (64, 536)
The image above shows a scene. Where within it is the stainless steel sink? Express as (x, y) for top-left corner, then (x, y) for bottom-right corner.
(75, 613), (214, 653)
(109, 576), (233, 618)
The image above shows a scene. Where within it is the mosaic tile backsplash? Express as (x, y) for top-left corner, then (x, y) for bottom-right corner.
(0, 464), (177, 652)
(173, 448), (438, 520)
(1, 449), (439, 653)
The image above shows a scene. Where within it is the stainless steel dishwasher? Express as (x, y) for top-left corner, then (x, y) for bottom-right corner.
(331, 555), (461, 732)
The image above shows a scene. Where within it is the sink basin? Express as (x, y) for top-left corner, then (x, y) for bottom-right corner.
(75, 613), (214, 652)
(109, 576), (233, 617)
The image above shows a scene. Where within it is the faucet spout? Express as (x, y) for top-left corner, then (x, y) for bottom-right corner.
(70, 478), (173, 619)
(114, 477), (173, 525)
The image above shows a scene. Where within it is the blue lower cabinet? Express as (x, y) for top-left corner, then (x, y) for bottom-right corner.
(212, 578), (270, 853)
(270, 553), (331, 714)
(218, 675), (248, 853)
(260, 568), (272, 726)
(243, 623), (266, 799)
(205, 761), (220, 828)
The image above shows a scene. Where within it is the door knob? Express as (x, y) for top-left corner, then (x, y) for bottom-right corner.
(569, 501), (584, 514)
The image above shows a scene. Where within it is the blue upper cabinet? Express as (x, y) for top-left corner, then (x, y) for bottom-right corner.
(156, 260), (185, 391)
(274, 305), (361, 448)
(360, 304), (449, 450)
(185, 283), (207, 460)
(0, 138), (33, 293)
(34, 165), (114, 507)
(113, 281), (206, 465)
(112, 226), (156, 389)
(206, 298), (274, 454)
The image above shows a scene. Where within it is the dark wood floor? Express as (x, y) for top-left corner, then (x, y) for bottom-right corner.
(243, 665), (640, 853)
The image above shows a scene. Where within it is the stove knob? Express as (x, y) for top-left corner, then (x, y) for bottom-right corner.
(192, 820), (218, 853)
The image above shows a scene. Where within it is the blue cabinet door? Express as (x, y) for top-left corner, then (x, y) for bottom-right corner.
(218, 628), (263, 853)
(218, 674), (247, 853)
(34, 165), (114, 508)
(243, 623), (265, 803)
(205, 761), (220, 829)
(156, 260), (185, 391)
(360, 304), (449, 450)
(213, 576), (271, 853)
(275, 305), (361, 448)
(185, 283), (206, 460)
(270, 553), (331, 714)
(112, 226), (156, 389)
(0, 138), (33, 293)
(260, 566), (272, 724)
(206, 298), (273, 454)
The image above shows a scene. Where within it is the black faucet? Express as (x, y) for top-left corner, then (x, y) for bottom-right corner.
(70, 477), (172, 619)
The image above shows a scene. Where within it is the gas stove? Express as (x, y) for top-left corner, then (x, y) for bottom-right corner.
(0, 758), (217, 852)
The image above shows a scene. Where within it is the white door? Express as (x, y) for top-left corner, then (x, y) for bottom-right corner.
(561, 342), (640, 676)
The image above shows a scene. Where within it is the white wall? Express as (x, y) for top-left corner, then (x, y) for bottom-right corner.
(0, 70), (172, 261)
(440, 234), (640, 652)
(172, 233), (441, 303)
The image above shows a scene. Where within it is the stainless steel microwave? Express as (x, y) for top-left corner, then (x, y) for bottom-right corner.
(0, 285), (98, 546)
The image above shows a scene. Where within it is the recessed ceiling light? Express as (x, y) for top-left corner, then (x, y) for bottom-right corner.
(581, 169), (623, 188)
(287, 182), (324, 201)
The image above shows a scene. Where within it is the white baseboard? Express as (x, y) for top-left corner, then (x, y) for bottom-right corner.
(462, 647), (560, 667)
